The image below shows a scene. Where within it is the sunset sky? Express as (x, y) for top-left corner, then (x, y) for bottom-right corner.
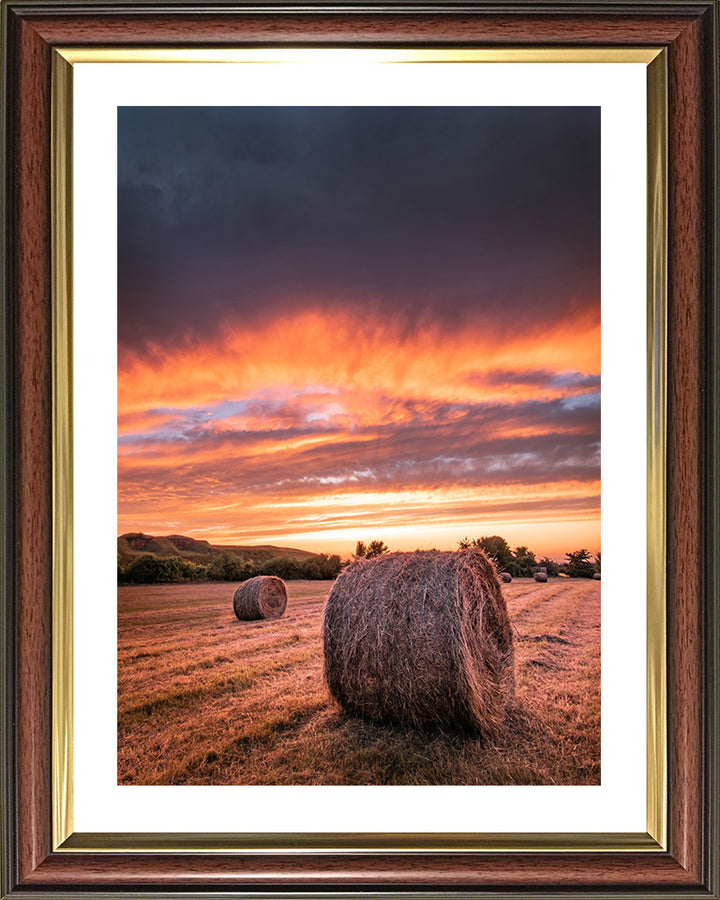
(118, 106), (600, 559)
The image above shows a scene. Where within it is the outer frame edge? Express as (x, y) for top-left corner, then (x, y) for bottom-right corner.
(2, 0), (719, 15)
(0, 0), (19, 896)
(0, 8), (704, 898)
(703, 2), (720, 896)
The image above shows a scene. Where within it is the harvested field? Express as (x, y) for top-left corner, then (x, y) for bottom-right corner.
(118, 578), (600, 785)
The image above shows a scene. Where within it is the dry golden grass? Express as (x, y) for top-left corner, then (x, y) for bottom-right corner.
(118, 577), (600, 785)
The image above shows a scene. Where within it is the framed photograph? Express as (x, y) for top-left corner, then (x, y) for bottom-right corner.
(1, 2), (718, 897)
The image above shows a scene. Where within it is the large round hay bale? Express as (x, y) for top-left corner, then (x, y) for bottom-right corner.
(593, 573), (601, 581)
(499, 572), (512, 583)
(534, 572), (548, 583)
(323, 549), (514, 735)
(233, 576), (287, 620)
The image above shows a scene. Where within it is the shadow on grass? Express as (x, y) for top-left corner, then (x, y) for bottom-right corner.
(308, 702), (570, 786)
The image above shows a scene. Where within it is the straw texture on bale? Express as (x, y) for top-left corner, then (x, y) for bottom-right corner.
(323, 549), (515, 735)
(233, 576), (287, 621)
(499, 572), (513, 583)
(534, 572), (548, 583)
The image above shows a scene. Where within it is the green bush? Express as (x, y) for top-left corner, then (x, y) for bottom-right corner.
(207, 553), (255, 582)
(123, 555), (186, 584)
(316, 553), (342, 579)
(256, 554), (342, 580)
(118, 550), (343, 584)
(259, 556), (303, 579)
(177, 559), (210, 582)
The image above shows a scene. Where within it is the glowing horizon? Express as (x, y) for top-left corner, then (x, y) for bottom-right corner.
(116, 520), (600, 564)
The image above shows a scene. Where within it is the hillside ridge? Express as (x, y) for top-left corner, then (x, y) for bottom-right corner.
(117, 532), (323, 567)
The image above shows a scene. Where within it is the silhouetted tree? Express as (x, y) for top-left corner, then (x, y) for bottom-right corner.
(365, 540), (389, 559)
(565, 548), (595, 578)
(458, 535), (514, 572)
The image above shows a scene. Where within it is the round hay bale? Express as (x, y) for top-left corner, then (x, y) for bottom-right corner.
(593, 573), (601, 581)
(534, 572), (548, 583)
(499, 572), (512, 583)
(233, 576), (287, 621)
(323, 549), (514, 735)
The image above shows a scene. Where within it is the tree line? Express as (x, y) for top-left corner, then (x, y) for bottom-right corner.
(118, 535), (600, 585)
(354, 535), (600, 578)
(457, 535), (600, 578)
(118, 551), (343, 585)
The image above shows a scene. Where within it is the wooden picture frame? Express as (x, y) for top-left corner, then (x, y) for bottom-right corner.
(1, 2), (718, 896)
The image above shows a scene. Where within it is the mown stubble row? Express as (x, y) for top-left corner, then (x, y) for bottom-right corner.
(117, 577), (600, 785)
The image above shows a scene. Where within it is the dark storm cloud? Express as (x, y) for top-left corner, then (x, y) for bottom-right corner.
(118, 106), (600, 353)
(466, 369), (601, 391)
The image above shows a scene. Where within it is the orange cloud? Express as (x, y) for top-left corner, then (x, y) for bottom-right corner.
(118, 302), (600, 556)
(118, 305), (600, 417)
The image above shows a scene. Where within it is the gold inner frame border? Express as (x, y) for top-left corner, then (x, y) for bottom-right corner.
(51, 46), (667, 855)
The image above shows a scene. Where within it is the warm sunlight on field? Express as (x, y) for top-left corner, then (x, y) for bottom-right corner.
(117, 578), (600, 785)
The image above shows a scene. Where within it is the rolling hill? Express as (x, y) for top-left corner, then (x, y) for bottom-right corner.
(117, 532), (326, 569)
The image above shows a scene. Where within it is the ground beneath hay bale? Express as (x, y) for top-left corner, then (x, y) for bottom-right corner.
(117, 578), (600, 785)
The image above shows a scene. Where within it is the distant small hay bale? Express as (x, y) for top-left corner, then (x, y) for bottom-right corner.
(499, 572), (513, 583)
(534, 572), (548, 583)
(323, 549), (515, 736)
(233, 576), (287, 621)
(593, 573), (601, 581)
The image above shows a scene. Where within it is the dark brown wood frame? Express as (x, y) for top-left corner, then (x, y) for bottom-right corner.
(1, 2), (718, 896)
